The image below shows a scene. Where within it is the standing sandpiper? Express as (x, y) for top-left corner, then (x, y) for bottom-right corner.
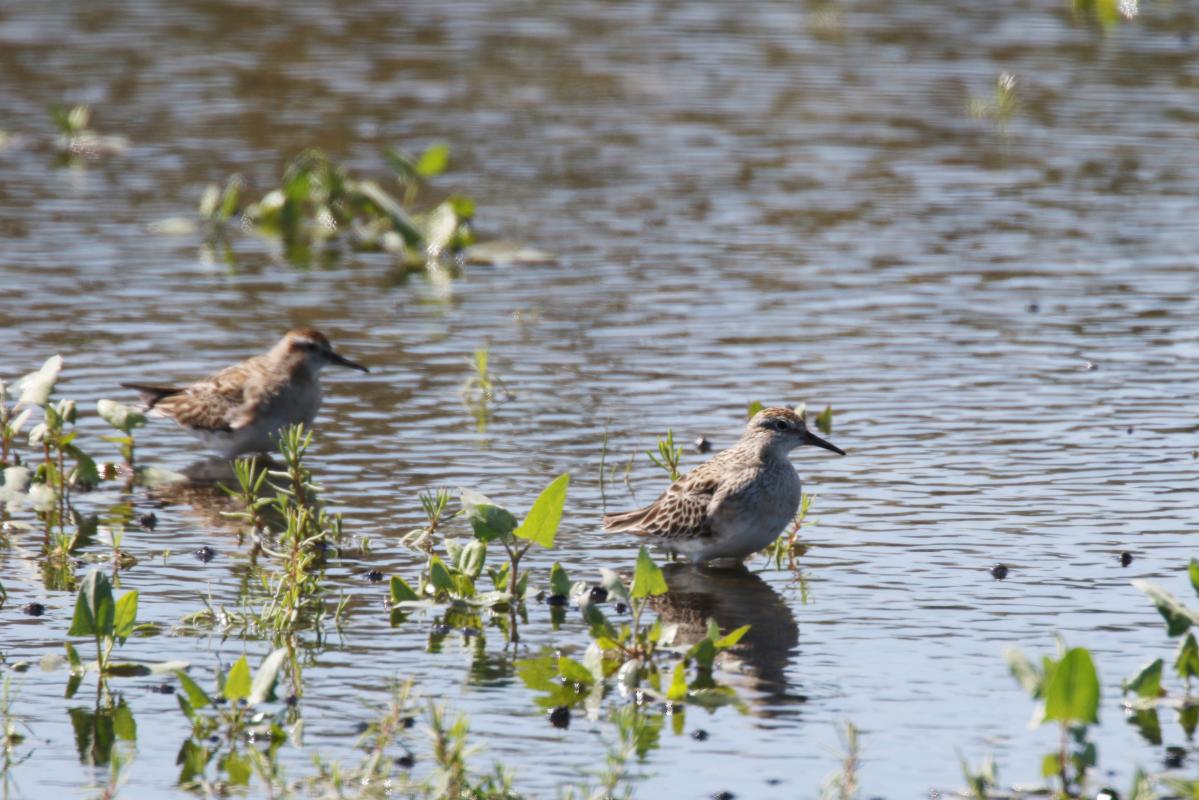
(603, 407), (844, 564)
(122, 328), (368, 458)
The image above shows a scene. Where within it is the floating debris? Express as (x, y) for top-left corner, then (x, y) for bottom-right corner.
(194, 545), (216, 563)
(588, 585), (609, 604)
(1027, 302), (1039, 313)
(153, 682), (175, 695)
(21, 602), (45, 617)
(1120, 552), (1134, 567)
(139, 512), (158, 530)
(545, 593), (569, 607)
(990, 564), (1009, 580)
(548, 706), (571, 729)
(691, 729), (709, 741)
(695, 435), (712, 453)
(364, 569), (384, 583)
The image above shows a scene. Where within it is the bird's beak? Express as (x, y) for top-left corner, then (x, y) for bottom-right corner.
(804, 429), (845, 455)
(327, 350), (370, 373)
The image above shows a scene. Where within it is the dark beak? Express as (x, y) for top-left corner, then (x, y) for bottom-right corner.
(804, 429), (845, 456)
(327, 350), (370, 373)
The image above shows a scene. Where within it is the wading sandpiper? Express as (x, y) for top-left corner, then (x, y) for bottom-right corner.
(602, 407), (844, 564)
(122, 328), (368, 458)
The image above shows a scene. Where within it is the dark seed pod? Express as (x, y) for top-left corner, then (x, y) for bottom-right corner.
(695, 436), (712, 453)
(589, 586), (609, 604)
(1027, 302), (1039, 313)
(546, 594), (569, 607)
(614, 602), (628, 614)
(194, 546), (216, 563)
(1165, 745), (1186, 769)
(285, 694), (298, 707)
(22, 603), (45, 617)
(711, 792), (736, 800)
(401, 716), (416, 729)
(364, 569), (383, 582)
(139, 512), (158, 530)
(990, 564), (1009, 580)
(1120, 552), (1134, 567)
(395, 754), (416, 769)
(155, 682), (175, 695)
(691, 729), (709, 741)
(548, 706), (571, 729)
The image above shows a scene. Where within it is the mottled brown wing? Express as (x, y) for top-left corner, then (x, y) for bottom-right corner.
(153, 358), (262, 432)
(602, 461), (723, 541)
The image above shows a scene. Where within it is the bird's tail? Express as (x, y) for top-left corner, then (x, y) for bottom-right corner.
(602, 506), (653, 533)
(120, 382), (184, 411)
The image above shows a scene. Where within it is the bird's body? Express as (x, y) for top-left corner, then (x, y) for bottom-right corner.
(603, 407), (844, 564)
(123, 328), (368, 459)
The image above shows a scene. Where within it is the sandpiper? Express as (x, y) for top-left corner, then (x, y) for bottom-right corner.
(122, 328), (368, 458)
(603, 407), (844, 564)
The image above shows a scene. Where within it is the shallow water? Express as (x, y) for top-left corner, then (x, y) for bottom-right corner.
(2, 0), (1199, 797)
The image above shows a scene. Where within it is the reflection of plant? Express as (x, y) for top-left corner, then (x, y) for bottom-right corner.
(1006, 640), (1100, 796)
(174, 650), (290, 789)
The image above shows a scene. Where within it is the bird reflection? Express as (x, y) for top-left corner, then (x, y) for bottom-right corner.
(654, 562), (801, 711)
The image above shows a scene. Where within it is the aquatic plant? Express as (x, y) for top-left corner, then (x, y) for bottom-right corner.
(96, 399), (146, 474)
(64, 571), (141, 691)
(969, 72), (1019, 131)
(764, 492), (816, 569)
(1005, 640), (1100, 796)
(49, 104), (127, 163)
(212, 146), (476, 268)
(820, 722), (861, 800)
(401, 488), (459, 553)
(1073, 0), (1138, 26)
(461, 347), (512, 429)
(647, 429), (682, 482)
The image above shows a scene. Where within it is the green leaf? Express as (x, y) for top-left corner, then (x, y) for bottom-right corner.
(1123, 658), (1163, 699)
(459, 489), (518, 542)
(1190, 559), (1199, 601)
(516, 652), (558, 692)
(223, 656), (252, 703)
(1133, 579), (1199, 637)
(715, 624), (751, 650)
(814, 405), (833, 435)
(428, 555), (455, 594)
(16, 355), (63, 407)
(631, 546), (667, 600)
(249, 648), (288, 706)
(457, 539), (487, 580)
(549, 563), (572, 596)
(1041, 752), (1060, 779)
(1043, 647), (1100, 725)
(96, 399), (146, 434)
(1177, 633), (1199, 681)
(747, 400), (764, 419)
(558, 656), (593, 687)
(513, 474), (570, 548)
(667, 662), (687, 702)
(416, 143), (450, 177)
(69, 570), (115, 638)
(221, 750), (252, 786)
(113, 591), (138, 645)
(174, 670), (211, 710)
(351, 180), (423, 247)
(390, 576), (419, 604)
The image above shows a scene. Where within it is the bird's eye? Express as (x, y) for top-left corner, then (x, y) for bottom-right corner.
(772, 419), (789, 431)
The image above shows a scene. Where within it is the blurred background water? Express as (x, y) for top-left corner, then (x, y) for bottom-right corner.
(1, 0), (1198, 796)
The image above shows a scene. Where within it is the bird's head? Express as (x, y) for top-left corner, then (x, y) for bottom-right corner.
(279, 328), (369, 373)
(745, 407), (844, 456)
